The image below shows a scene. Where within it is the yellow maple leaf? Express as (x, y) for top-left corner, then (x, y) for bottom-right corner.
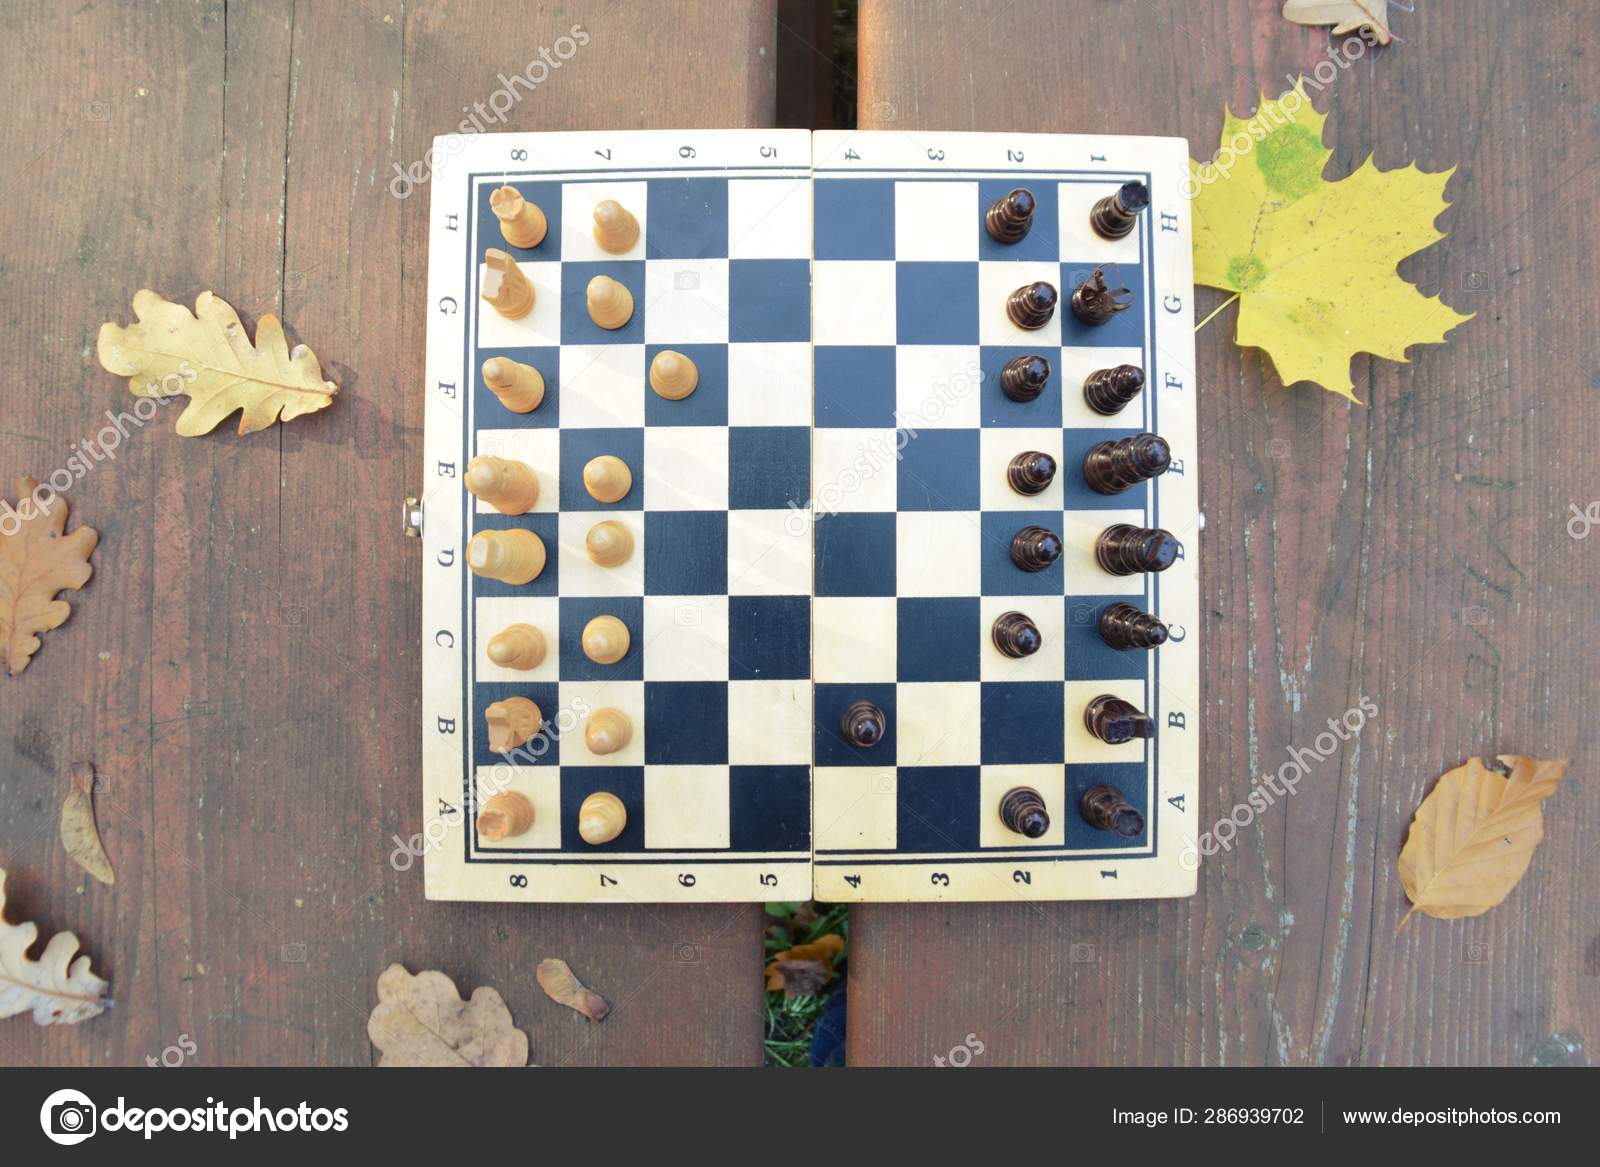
(1191, 78), (1473, 400)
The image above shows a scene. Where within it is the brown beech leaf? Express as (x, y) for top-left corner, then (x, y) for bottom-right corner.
(772, 960), (832, 997)
(765, 933), (845, 993)
(0, 477), (97, 675)
(60, 762), (114, 886)
(1398, 755), (1568, 926)
(1281, 0), (1392, 43)
(367, 964), (528, 1066)
(0, 866), (111, 1025)
(536, 958), (610, 1022)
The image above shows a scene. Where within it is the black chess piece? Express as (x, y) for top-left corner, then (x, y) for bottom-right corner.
(1097, 602), (1169, 650)
(999, 786), (1051, 838)
(840, 699), (886, 748)
(991, 611), (1042, 658)
(1081, 364), (1145, 415)
(1083, 433), (1171, 494)
(1010, 525), (1063, 572)
(1006, 281), (1058, 329)
(1006, 450), (1057, 496)
(1094, 523), (1178, 575)
(1089, 181), (1151, 240)
(1000, 354), (1051, 402)
(1080, 784), (1145, 837)
(985, 187), (1036, 243)
(1070, 267), (1132, 325)
(1083, 694), (1155, 744)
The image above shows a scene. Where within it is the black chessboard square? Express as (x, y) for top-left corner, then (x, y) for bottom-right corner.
(1060, 263), (1145, 348)
(897, 428), (979, 510)
(476, 179), (564, 259)
(468, 513), (558, 597)
(1065, 763), (1149, 849)
(559, 427), (643, 510)
(980, 511), (1066, 596)
(559, 766), (645, 852)
(728, 260), (811, 342)
(646, 178), (728, 259)
(644, 343), (727, 426)
(813, 513), (896, 597)
(560, 260), (646, 344)
(474, 346), (558, 427)
(814, 178), (894, 260)
(896, 766), (981, 852)
(558, 596), (643, 680)
(814, 682), (897, 766)
(896, 262), (979, 345)
(977, 179), (1059, 263)
(1060, 427), (1148, 510)
(980, 681), (1065, 764)
(644, 681), (728, 764)
(978, 346), (1063, 427)
(897, 598), (981, 682)
(471, 681), (561, 768)
(728, 595), (810, 680)
(1064, 596), (1153, 682)
(644, 511), (728, 595)
(728, 426), (809, 510)
(729, 765), (811, 852)
(814, 346), (897, 427)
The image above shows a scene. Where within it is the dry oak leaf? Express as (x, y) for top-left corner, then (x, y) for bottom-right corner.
(0, 476), (97, 675)
(60, 762), (115, 886)
(0, 867), (110, 1025)
(1191, 78), (1472, 399)
(1398, 755), (1568, 926)
(535, 957), (610, 1023)
(367, 963), (528, 1066)
(765, 932), (845, 993)
(1282, 0), (1393, 44)
(97, 289), (338, 436)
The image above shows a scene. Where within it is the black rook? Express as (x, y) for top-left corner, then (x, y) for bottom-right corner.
(1089, 181), (1150, 240)
(1080, 784), (1145, 837)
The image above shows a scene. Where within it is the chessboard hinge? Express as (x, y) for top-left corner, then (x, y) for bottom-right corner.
(402, 496), (424, 538)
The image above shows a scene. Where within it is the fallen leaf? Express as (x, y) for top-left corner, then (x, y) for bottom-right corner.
(97, 289), (339, 436)
(1282, 0), (1393, 44)
(1191, 78), (1472, 399)
(367, 963), (527, 1066)
(0, 476), (97, 675)
(771, 959), (831, 997)
(536, 957), (610, 1022)
(1398, 756), (1568, 926)
(60, 762), (114, 886)
(765, 932), (845, 993)
(0, 866), (110, 1025)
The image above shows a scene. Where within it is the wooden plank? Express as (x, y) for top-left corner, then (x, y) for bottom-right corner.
(850, 0), (1600, 1065)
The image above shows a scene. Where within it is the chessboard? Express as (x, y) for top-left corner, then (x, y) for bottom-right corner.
(418, 129), (1199, 903)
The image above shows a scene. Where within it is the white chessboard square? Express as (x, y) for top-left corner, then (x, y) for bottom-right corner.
(1062, 508), (1147, 597)
(559, 680), (645, 767)
(897, 511), (982, 596)
(477, 260), (561, 348)
(813, 428), (899, 512)
(814, 766), (897, 852)
(642, 594), (729, 681)
(897, 681), (981, 766)
(728, 509), (811, 596)
(980, 596), (1065, 682)
(560, 345), (646, 428)
(1059, 181), (1142, 265)
(814, 597), (896, 683)
(557, 511), (644, 596)
(645, 765), (731, 849)
(978, 764), (1065, 848)
(895, 345), (982, 429)
(474, 595), (560, 684)
(643, 427), (729, 511)
(472, 429), (559, 514)
(728, 679), (811, 765)
(978, 259), (1063, 346)
(729, 342), (812, 427)
(645, 259), (729, 344)
(560, 180), (648, 262)
(895, 180), (979, 262)
(1064, 677), (1150, 764)
(474, 766), (561, 850)
(729, 178), (813, 259)
(979, 427), (1064, 511)
(1061, 346), (1147, 428)
(813, 261), (897, 345)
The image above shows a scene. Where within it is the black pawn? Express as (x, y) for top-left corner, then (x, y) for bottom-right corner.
(1000, 786), (1051, 838)
(1083, 694), (1155, 745)
(1070, 267), (1132, 325)
(1006, 281), (1058, 329)
(1082, 363), (1145, 415)
(1000, 354), (1051, 402)
(1098, 602), (1169, 651)
(1095, 523), (1178, 575)
(985, 187), (1036, 243)
(840, 699), (886, 748)
(1010, 525), (1063, 573)
(1006, 450), (1057, 496)
(1089, 181), (1150, 240)
(1080, 784), (1145, 837)
(991, 611), (1042, 658)
(1083, 433), (1171, 494)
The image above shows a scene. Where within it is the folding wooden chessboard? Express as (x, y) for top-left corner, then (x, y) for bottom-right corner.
(419, 129), (1199, 903)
